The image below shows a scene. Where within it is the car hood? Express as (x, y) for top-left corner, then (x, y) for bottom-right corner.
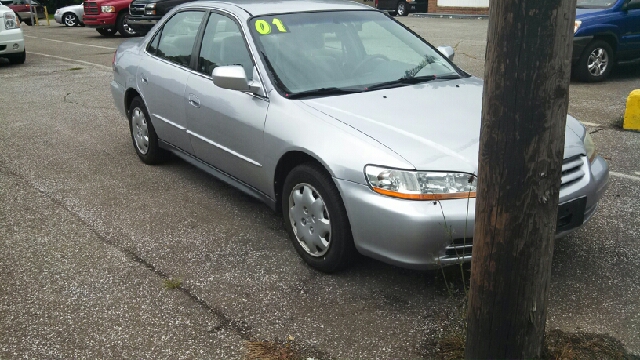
(301, 77), (585, 174)
(576, 8), (606, 18)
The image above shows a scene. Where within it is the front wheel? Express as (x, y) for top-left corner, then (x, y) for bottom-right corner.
(96, 27), (116, 36)
(397, 1), (408, 16)
(7, 49), (26, 64)
(575, 40), (614, 82)
(116, 12), (137, 37)
(62, 12), (78, 27)
(282, 164), (357, 273)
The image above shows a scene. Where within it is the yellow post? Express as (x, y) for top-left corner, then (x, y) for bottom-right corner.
(623, 89), (640, 131)
(44, 6), (50, 26)
(34, 9), (38, 25)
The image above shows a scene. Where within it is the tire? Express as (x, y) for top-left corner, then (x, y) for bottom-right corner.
(396, 1), (408, 16)
(62, 12), (78, 27)
(7, 49), (26, 65)
(96, 27), (116, 36)
(116, 12), (137, 37)
(128, 97), (168, 165)
(281, 164), (357, 273)
(575, 40), (614, 82)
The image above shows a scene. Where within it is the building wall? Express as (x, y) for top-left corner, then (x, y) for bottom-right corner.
(428, 0), (489, 15)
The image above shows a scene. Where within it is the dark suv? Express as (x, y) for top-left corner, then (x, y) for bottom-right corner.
(573, 0), (640, 81)
(128, 0), (193, 33)
(374, 0), (427, 16)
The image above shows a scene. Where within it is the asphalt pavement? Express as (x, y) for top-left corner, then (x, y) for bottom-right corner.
(1, 18), (639, 358)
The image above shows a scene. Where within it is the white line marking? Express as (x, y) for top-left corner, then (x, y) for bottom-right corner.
(24, 35), (117, 50)
(610, 171), (640, 181)
(29, 51), (111, 70)
(635, 171), (640, 176)
(580, 121), (600, 126)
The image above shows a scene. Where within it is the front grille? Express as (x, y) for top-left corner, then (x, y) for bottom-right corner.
(561, 155), (585, 189)
(444, 237), (473, 258)
(129, 3), (145, 16)
(84, 2), (99, 14)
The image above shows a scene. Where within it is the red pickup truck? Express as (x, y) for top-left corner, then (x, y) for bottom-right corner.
(83, 0), (139, 37)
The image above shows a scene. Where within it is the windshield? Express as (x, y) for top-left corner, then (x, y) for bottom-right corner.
(249, 11), (462, 96)
(576, 0), (616, 8)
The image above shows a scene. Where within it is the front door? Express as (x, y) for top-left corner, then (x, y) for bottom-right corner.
(185, 11), (269, 192)
(619, 0), (640, 60)
(137, 10), (205, 153)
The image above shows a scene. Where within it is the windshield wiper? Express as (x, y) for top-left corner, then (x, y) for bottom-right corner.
(286, 87), (362, 99)
(365, 75), (437, 91)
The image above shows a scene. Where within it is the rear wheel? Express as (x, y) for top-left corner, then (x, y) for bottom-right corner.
(116, 12), (137, 37)
(96, 27), (116, 36)
(575, 40), (614, 82)
(128, 97), (168, 165)
(7, 49), (26, 65)
(282, 164), (356, 273)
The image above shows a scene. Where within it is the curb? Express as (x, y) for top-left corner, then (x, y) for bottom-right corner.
(623, 89), (640, 131)
(411, 13), (488, 20)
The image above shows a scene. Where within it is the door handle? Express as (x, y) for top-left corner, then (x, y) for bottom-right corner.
(140, 74), (148, 83)
(188, 94), (200, 108)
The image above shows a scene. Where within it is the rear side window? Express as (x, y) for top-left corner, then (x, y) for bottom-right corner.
(152, 10), (205, 67)
(196, 12), (254, 80)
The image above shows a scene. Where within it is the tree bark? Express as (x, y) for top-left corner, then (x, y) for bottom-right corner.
(465, 0), (577, 358)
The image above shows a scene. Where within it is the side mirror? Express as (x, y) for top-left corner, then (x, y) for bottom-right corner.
(212, 65), (263, 95)
(437, 45), (455, 61)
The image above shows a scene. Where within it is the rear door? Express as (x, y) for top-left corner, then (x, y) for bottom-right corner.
(619, 0), (640, 59)
(137, 9), (205, 153)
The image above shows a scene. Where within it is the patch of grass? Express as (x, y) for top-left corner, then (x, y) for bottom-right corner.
(431, 329), (638, 360)
(163, 278), (182, 289)
(67, 67), (83, 71)
(245, 339), (299, 360)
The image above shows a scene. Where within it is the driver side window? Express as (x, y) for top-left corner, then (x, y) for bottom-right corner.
(196, 12), (254, 80)
(628, 0), (640, 9)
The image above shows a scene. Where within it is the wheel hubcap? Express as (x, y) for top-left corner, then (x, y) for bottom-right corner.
(123, 15), (136, 35)
(398, 3), (405, 14)
(289, 183), (331, 257)
(587, 48), (608, 76)
(64, 14), (75, 26)
(131, 107), (149, 154)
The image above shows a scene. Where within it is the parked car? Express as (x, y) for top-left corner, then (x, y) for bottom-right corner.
(3, 0), (44, 26)
(375, 0), (427, 16)
(111, 0), (609, 272)
(83, 0), (138, 36)
(573, 0), (640, 82)
(0, 4), (25, 64)
(128, 0), (193, 34)
(55, 4), (84, 27)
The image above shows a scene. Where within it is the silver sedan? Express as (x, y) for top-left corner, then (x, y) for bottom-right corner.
(110, 0), (609, 272)
(54, 4), (83, 27)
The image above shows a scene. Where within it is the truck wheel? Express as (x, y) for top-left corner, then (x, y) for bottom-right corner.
(96, 27), (116, 36)
(575, 40), (614, 82)
(396, 1), (408, 16)
(7, 49), (26, 65)
(116, 12), (137, 37)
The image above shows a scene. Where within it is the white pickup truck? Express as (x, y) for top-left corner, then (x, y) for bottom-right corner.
(0, 4), (25, 64)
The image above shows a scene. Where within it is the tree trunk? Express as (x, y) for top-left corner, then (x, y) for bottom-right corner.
(465, 0), (577, 358)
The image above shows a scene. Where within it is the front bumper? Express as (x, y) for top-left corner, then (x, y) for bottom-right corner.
(336, 155), (609, 270)
(54, 13), (63, 24)
(83, 13), (117, 28)
(127, 17), (159, 32)
(0, 29), (25, 55)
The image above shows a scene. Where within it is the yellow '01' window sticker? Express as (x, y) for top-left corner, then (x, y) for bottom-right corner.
(254, 18), (287, 35)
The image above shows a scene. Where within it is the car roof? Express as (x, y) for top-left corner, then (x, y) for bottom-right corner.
(187, 0), (371, 16)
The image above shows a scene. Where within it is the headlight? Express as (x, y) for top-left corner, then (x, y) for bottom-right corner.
(364, 165), (477, 200)
(4, 12), (19, 30)
(583, 132), (596, 163)
(144, 2), (156, 14)
(574, 20), (581, 34)
(55, 9), (60, 14)
(101, 5), (116, 12)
